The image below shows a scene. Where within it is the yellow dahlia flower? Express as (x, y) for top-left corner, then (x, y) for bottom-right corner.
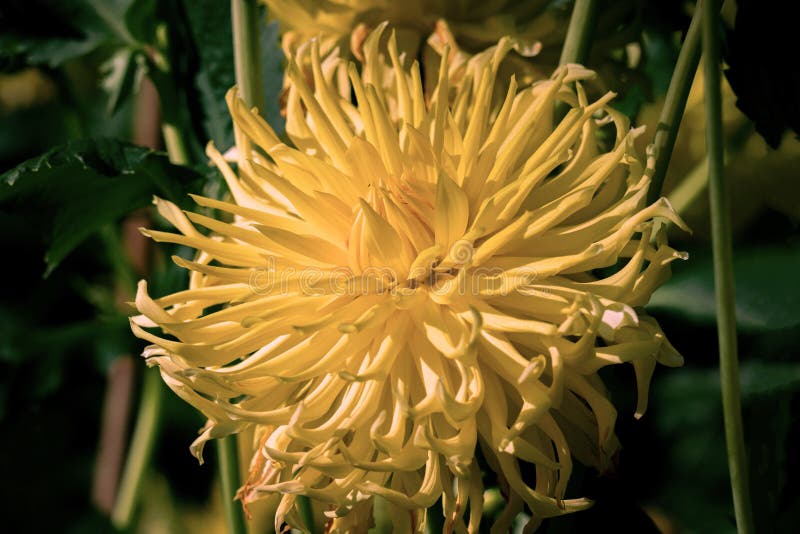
(265, 0), (553, 84)
(132, 24), (685, 532)
(265, 0), (640, 108)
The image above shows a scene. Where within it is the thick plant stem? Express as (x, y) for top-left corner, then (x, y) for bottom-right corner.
(111, 367), (163, 529)
(217, 437), (248, 534)
(147, 22), (193, 166)
(559, 0), (598, 66)
(703, 1), (755, 533)
(648, 4), (703, 204)
(162, 122), (190, 165)
(212, 3), (265, 534)
(297, 493), (316, 533)
(232, 0), (264, 112)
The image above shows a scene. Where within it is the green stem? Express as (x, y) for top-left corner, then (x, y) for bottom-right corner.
(372, 496), (392, 534)
(111, 367), (163, 529)
(668, 120), (752, 215)
(210, 3), (266, 534)
(703, 2), (755, 533)
(559, 0), (598, 66)
(232, 0), (264, 111)
(147, 23), (192, 165)
(161, 122), (190, 165)
(216, 437), (247, 534)
(647, 4), (703, 205)
(297, 493), (316, 533)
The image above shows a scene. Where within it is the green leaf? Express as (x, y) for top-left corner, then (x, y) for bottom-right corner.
(260, 19), (285, 135)
(723, 0), (800, 148)
(648, 245), (800, 331)
(97, 7), (150, 117)
(184, 2), (285, 150)
(124, 0), (158, 43)
(745, 393), (794, 534)
(652, 361), (800, 532)
(184, 0), (236, 150)
(101, 47), (146, 115)
(0, 0), (134, 69)
(0, 138), (203, 276)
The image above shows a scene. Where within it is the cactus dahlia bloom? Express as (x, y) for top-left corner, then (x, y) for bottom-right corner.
(264, 0), (554, 87)
(131, 24), (686, 533)
(265, 0), (641, 108)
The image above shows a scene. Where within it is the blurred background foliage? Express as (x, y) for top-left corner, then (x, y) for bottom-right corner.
(0, 0), (798, 532)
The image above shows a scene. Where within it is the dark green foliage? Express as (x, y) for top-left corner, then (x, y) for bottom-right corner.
(185, 0), (236, 150)
(0, 0), (131, 69)
(184, 1), (285, 150)
(648, 244), (800, 332)
(0, 138), (204, 275)
(0, 216), (211, 531)
(724, 0), (800, 148)
(101, 48), (146, 115)
(1, 1), (799, 531)
(650, 360), (800, 533)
